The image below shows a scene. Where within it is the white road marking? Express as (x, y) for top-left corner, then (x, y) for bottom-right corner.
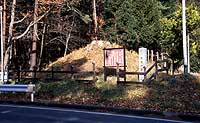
(0, 104), (194, 123)
(67, 117), (80, 121)
(1, 110), (12, 114)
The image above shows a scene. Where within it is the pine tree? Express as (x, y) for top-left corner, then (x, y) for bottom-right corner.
(103, 0), (163, 50)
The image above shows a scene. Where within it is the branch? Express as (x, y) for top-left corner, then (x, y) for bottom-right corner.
(46, 36), (65, 45)
(12, 7), (53, 40)
(13, 13), (28, 24)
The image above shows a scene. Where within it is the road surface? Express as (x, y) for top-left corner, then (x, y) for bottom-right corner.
(0, 104), (194, 123)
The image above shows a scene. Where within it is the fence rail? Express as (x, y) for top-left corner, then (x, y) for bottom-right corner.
(6, 52), (169, 85)
(116, 54), (169, 84)
(8, 62), (97, 84)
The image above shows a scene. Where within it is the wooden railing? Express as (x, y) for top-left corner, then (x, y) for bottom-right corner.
(116, 54), (169, 84)
(8, 62), (97, 84)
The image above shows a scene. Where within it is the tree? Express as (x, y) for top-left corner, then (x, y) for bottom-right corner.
(2, 0), (52, 71)
(92, 0), (97, 40)
(30, 0), (38, 70)
(160, 2), (200, 72)
(103, 0), (163, 50)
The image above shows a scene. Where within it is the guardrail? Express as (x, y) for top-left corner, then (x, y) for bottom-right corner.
(0, 84), (35, 102)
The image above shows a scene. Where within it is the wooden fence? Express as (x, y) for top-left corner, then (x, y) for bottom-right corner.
(7, 52), (169, 84)
(8, 62), (97, 84)
(116, 54), (169, 84)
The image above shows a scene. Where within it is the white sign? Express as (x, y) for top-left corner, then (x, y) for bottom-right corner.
(139, 48), (147, 82)
(0, 72), (8, 83)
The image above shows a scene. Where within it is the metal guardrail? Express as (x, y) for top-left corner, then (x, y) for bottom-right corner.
(0, 84), (35, 102)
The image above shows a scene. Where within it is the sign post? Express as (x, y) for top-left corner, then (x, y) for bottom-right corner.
(139, 48), (147, 82)
(103, 48), (126, 82)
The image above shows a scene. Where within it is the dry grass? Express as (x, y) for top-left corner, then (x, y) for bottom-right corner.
(46, 41), (140, 81)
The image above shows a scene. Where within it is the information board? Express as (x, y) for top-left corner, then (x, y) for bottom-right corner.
(103, 48), (126, 82)
(104, 48), (125, 67)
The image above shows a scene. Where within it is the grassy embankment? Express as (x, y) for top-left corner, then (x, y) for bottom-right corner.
(0, 42), (200, 114)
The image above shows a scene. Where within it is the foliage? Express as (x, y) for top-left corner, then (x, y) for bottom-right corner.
(160, 0), (178, 16)
(36, 80), (80, 97)
(103, 0), (163, 50)
(160, 2), (200, 72)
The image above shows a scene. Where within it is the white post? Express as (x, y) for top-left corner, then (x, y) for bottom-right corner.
(151, 50), (153, 62)
(187, 34), (190, 73)
(31, 92), (34, 102)
(182, 0), (188, 74)
(138, 48), (147, 82)
(156, 52), (159, 60)
(147, 50), (150, 62)
(0, 6), (4, 83)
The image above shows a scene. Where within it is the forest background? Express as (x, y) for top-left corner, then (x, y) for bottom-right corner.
(0, 0), (200, 72)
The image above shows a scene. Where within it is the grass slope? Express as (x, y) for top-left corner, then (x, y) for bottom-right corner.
(0, 41), (199, 115)
(46, 41), (139, 81)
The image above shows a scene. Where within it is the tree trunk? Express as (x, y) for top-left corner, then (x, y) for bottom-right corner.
(64, 32), (71, 56)
(64, 18), (74, 56)
(92, 0), (97, 40)
(4, 0), (16, 70)
(30, 0), (38, 70)
(38, 23), (46, 69)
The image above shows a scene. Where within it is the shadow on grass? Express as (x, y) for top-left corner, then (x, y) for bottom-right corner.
(142, 73), (200, 114)
(1, 73), (200, 115)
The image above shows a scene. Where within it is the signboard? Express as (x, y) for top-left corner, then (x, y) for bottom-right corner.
(104, 48), (125, 67)
(103, 48), (126, 82)
(139, 48), (147, 82)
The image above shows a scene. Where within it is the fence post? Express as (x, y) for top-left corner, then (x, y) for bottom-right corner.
(17, 66), (21, 82)
(51, 66), (54, 80)
(116, 62), (120, 83)
(155, 56), (158, 80)
(33, 66), (37, 84)
(171, 59), (174, 76)
(165, 54), (169, 74)
(151, 50), (154, 62)
(92, 62), (96, 82)
(70, 65), (74, 80)
(4, 65), (9, 83)
(156, 52), (159, 60)
(161, 53), (164, 60)
(147, 50), (150, 62)
(143, 66), (147, 82)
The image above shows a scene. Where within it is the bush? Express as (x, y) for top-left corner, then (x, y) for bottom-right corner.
(36, 80), (78, 97)
(190, 54), (200, 72)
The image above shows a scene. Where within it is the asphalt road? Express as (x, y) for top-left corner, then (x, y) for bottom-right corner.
(0, 104), (194, 123)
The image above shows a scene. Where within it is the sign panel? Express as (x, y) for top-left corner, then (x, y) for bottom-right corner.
(139, 48), (147, 82)
(104, 48), (125, 67)
(0, 72), (8, 82)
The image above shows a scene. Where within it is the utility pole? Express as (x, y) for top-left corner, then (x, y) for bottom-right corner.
(187, 34), (190, 73)
(182, 0), (188, 74)
(0, 6), (4, 83)
(3, 0), (6, 51)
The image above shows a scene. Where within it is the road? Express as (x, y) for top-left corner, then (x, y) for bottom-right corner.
(0, 104), (194, 123)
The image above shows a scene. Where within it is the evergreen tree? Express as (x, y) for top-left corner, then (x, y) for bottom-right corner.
(103, 0), (163, 50)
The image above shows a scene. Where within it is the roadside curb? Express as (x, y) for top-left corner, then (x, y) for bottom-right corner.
(0, 101), (199, 122)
